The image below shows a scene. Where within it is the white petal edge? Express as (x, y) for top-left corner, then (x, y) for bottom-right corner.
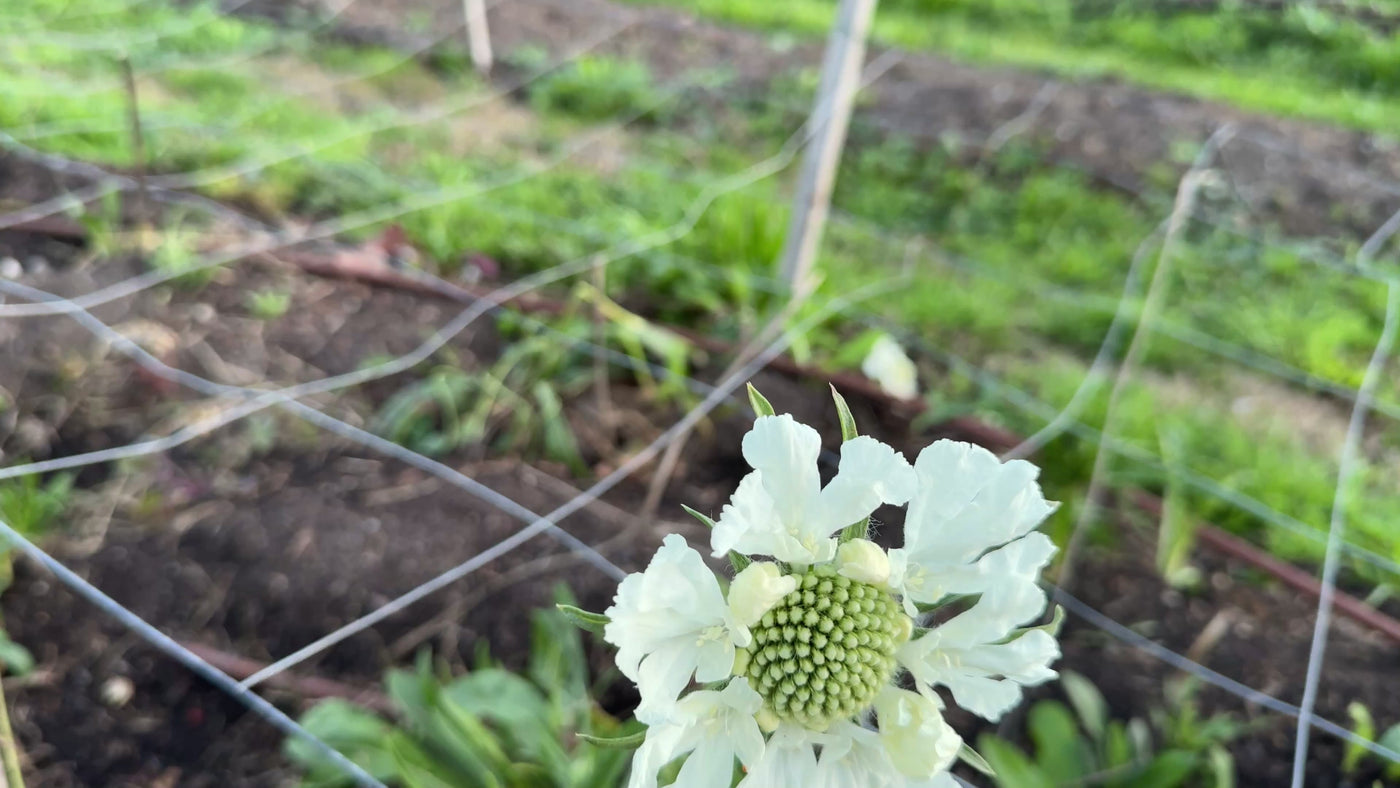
(810, 436), (918, 538)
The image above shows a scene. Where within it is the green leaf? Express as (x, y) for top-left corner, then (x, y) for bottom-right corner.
(681, 504), (717, 529)
(1132, 750), (1198, 788)
(1156, 428), (1200, 587)
(0, 631), (34, 676)
(1027, 700), (1094, 783)
(577, 730), (648, 749)
(1379, 723), (1400, 779)
(1344, 701), (1375, 774)
(1103, 721), (1134, 768)
(830, 384), (859, 442)
(533, 382), (588, 476)
(532, 592), (590, 707)
(831, 385), (869, 544)
(746, 383), (775, 418)
(289, 699), (398, 782)
(1060, 670), (1108, 742)
(1128, 718), (1154, 762)
(728, 550), (752, 573)
(975, 734), (1055, 788)
(555, 604), (610, 634)
(1207, 744), (1236, 788)
(958, 742), (997, 777)
(838, 518), (870, 544)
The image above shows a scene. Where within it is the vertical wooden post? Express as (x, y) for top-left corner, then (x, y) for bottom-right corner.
(119, 56), (150, 224)
(463, 0), (493, 74)
(776, 0), (878, 292)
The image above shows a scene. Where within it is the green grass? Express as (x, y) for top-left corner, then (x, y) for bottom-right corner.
(7, 0), (1400, 587)
(621, 0), (1400, 134)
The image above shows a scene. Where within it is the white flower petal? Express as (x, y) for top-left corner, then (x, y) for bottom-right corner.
(873, 687), (961, 779)
(742, 415), (823, 528)
(635, 644), (706, 724)
(815, 721), (903, 788)
(627, 679), (766, 788)
(836, 538), (892, 587)
(713, 470), (833, 564)
(897, 585), (1060, 722)
(738, 723), (824, 788)
(908, 772), (962, 788)
(903, 441), (1055, 566)
(712, 472), (783, 559)
(728, 562), (799, 629)
(896, 533), (1057, 610)
(626, 720), (688, 788)
(812, 436), (917, 537)
(605, 535), (744, 722)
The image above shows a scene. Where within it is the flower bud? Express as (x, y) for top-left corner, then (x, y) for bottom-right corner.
(728, 561), (799, 628)
(836, 539), (891, 587)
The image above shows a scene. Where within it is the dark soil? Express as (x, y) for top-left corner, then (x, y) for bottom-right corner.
(5, 2), (1400, 786)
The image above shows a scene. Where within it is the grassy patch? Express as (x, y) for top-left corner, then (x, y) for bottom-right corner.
(8, 0), (1400, 588)
(621, 0), (1400, 133)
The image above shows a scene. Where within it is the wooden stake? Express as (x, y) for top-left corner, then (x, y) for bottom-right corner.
(776, 0), (877, 292)
(462, 0), (493, 74)
(119, 57), (149, 224)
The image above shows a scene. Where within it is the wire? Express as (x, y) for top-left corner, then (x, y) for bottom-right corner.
(0, 515), (387, 787)
(1050, 585), (1400, 765)
(1290, 206), (1400, 785)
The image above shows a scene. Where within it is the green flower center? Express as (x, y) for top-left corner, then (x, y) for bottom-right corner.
(742, 564), (907, 730)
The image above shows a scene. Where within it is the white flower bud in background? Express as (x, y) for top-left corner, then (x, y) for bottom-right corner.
(861, 335), (918, 400)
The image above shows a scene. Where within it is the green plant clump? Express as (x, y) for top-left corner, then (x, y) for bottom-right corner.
(288, 588), (639, 787)
(977, 671), (1244, 788)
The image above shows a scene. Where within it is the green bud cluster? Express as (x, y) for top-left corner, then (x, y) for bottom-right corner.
(742, 564), (906, 730)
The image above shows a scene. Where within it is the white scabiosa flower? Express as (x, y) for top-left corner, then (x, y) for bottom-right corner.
(861, 335), (919, 400)
(604, 534), (797, 724)
(887, 440), (1059, 616)
(590, 388), (1060, 787)
(710, 414), (917, 565)
(626, 678), (766, 788)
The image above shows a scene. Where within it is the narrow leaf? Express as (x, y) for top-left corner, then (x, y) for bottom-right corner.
(1060, 670), (1108, 741)
(959, 742), (997, 777)
(830, 385), (859, 442)
(728, 550), (751, 574)
(681, 504), (718, 529)
(577, 730), (647, 750)
(555, 604), (610, 634)
(747, 383), (775, 418)
(1344, 701), (1375, 773)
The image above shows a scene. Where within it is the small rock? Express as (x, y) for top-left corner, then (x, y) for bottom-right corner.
(100, 676), (136, 708)
(188, 303), (216, 325)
